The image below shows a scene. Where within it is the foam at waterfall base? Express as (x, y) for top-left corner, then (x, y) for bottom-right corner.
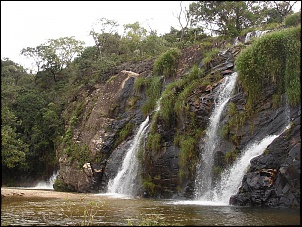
(165, 199), (227, 206)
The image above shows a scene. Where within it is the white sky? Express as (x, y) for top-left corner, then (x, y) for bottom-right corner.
(1, 1), (192, 71)
(1, 1), (301, 72)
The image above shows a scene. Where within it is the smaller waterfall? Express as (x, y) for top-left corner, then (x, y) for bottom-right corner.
(244, 30), (270, 43)
(107, 116), (150, 195)
(194, 72), (238, 200)
(32, 171), (58, 190)
(212, 134), (280, 204)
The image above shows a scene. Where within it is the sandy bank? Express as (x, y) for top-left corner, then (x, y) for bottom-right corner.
(1, 187), (95, 199)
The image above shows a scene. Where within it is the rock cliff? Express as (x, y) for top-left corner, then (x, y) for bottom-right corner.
(56, 33), (300, 208)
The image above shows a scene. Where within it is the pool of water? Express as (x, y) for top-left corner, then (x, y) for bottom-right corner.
(1, 191), (300, 226)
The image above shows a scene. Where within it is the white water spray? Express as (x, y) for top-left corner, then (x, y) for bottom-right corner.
(32, 171), (58, 190)
(212, 134), (282, 204)
(194, 72), (238, 200)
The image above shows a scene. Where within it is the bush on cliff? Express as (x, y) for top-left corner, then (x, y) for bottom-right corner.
(235, 25), (301, 114)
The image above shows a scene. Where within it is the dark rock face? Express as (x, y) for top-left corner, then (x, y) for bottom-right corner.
(229, 105), (301, 208)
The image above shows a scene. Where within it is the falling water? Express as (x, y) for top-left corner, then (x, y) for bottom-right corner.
(107, 116), (150, 195)
(212, 133), (284, 204)
(194, 72), (238, 200)
(244, 30), (270, 43)
(32, 171), (58, 190)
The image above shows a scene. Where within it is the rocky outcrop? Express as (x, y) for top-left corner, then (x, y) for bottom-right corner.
(229, 105), (300, 208)
(57, 69), (151, 192)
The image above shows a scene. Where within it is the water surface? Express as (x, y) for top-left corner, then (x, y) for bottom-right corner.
(1, 190), (300, 226)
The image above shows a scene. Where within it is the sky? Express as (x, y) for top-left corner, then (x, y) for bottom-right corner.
(1, 1), (301, 73)
(1, 1), (192, 72)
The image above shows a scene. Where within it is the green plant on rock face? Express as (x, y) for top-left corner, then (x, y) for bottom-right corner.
(153, 48), (180, 78)
(174, 134), (198, 181)
(143, 175), (157, 196)
(146, 132), (161, 153)
(224, 149), (240, 166)
(221, 123), (230, 139)
(236, 26), (300, 112)
(133, 76), (147, 94)
(53, 178), (75, 192)
(142, 76), (162, 117)
(115, 122), (134, 146)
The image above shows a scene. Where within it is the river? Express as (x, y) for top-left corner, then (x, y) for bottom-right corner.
(1, 188), (300, 226)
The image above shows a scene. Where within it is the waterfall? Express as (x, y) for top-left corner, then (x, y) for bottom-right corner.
(244, 30), (270, 43)
(32, 171), (58, 190)
(193, 80), (290, 204)
(212, 122), (290, 204)
(107, 116), (150, 195)
(194, 72), (238, 200)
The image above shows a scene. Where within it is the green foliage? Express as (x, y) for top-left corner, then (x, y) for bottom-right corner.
(284, 26), (301, 106)
(1, 125), (28, 169)
(224, 149), (240, 166)
(236, 26), (301, 112)
(189, 1), (268, 37)
(53, 178), (75, 192)
(143, 175), (157, 196)
(63, 142), (92, 168)
(133, 76), (147, 94)
(142, 76), (162, 116)
(153, 48), (180, 77)
(115, 122), (135, 146)
(226, 102), (246, 133)
(174, 134), (198, 180)
(146, 132), (161, 153)
(284, 12), (301, 27)
(202, 48), (220, 66)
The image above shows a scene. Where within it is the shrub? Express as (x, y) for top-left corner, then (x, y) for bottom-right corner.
(153, 48), (180, 77)
(284, 12), (301, 27)
(235, 26), (300, 111)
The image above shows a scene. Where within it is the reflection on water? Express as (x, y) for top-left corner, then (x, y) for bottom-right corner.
(1, 190), (300, 226)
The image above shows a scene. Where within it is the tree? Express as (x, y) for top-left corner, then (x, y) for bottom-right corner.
(1, 106), (29, 170)
(271, 1), (297, 21)
(123, 21), (148, 54)
(21, 36), (84, 81)
(189, 1), (267, 37)
(89, 18), (119, 58)
(1, 58), (27, 86)
(174, 1), (191, 43)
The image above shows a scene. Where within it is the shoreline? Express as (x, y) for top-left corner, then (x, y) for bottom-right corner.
(1, 187), (96, 199)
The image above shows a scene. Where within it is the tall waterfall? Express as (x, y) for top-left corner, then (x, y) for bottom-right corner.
(194, 72), (238, 200)
(107, 116), (150, 195)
